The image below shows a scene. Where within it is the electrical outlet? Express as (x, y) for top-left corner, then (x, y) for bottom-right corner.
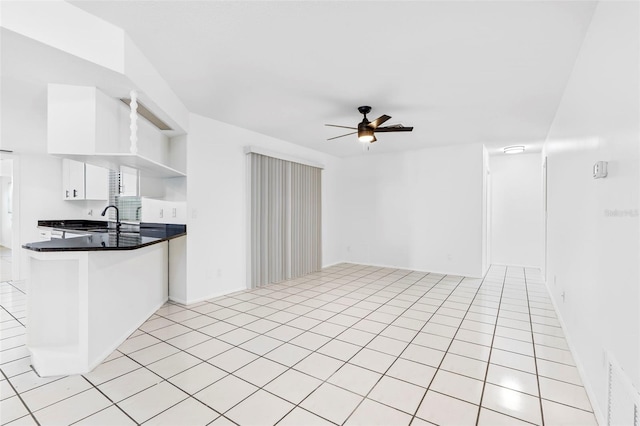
(346, 246), (351, 252)
(191, 209), (198, 219)
(159, 208), (164, 218)
(217, 269), (222, 277)
(172, 208), (177, 218)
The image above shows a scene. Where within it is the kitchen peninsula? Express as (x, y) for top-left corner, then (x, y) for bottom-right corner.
(23, 221), (186, 377)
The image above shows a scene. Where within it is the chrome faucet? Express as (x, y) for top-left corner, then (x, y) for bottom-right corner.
(101, 205), (121, 233)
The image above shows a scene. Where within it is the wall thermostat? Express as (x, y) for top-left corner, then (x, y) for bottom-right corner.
(593, 161), (608, 179)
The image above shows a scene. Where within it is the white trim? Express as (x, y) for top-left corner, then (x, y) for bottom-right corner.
(244, 146), (324, 170)
(169, 286), (247, 306)
(331, 260), (482, 279)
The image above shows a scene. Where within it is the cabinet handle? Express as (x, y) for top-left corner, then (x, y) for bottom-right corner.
(65, 190), (69, 198)
(73, 189), (78, 198)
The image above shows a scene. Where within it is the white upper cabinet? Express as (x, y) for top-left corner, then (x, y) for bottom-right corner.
(119, 166), (139, 197)
(48, 84), (186, 178)
(86, 163), (109, 200)
(62, 158), (85, 200)
(62, 159), (108, 201)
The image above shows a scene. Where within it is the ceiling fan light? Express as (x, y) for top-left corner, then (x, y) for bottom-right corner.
(358, 123), (374, 143)
(359, 133), (374, 143)
(503, 145), (525, 154)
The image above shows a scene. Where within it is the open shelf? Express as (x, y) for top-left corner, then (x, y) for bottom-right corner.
(54, 153), (186, 178)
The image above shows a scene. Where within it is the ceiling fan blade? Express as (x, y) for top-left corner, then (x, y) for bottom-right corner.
(325, 124), (357, 130)
(368, 114), (391, 129)
(327, 131), (358, 141)
(374, 126), (414, 133)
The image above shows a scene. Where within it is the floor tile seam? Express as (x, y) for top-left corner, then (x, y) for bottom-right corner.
(67, 376), (140, 426)
(523, 268), (548, 426)
(473, 266), (508, 426)
(134, 281), (412, 393)
(0, 322), (26, 331)
(5, 368), (67, 398)
(5, 282), (26, 296)
(97, 350), (234, 426)
(482, 379), (540, 399)
(0, 342), (28, 354)
(0, 305), (24, 328)
(196, 267), (408, 338)
(538, 396), (595, 413)
(89, 350), (190, 409)
(130, 328), (286, 382)
(412, 388), (480, 423)
(290, 272), (453, 426)
(118, 393), (192, 426)
(252, 268), (430, 372)
(273, 405), (339, 426)
(479, 406), (540, 425)
(0, 366), (41, 426)
(530, 338), (570, 350)
(220, 368), (331, 425)
(20, 381), (95, 420)
(344, 274), (475, 425)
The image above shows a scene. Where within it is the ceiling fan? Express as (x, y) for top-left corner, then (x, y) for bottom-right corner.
(325, 106), (413, 143)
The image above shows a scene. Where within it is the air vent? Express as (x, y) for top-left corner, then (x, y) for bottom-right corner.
(120, 98), (173, 131)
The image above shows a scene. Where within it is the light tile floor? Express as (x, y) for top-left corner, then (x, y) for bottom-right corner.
(0, 264), (598, 425)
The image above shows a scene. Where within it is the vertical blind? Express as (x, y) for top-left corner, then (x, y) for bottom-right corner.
(250, 153), (322, 288)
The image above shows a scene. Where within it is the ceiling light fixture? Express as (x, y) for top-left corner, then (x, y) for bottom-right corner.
(357, 123), (375, 143)
(503, 145), (525, 154)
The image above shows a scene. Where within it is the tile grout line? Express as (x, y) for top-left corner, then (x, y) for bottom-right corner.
(339, 273), (463, 425)
(474, 265), (508, 426)
(0, 366), (41, 426)
(525, 267), (546, 426)
(70, 376), (141, 426)
(0, 264), (593, 425)
(132, 264), (404, 426)
(407, 269), (501, 425)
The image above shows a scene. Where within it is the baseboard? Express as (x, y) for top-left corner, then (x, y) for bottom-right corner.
(321, 261), (344, 269)
(169, 286), (247, 306)
(543, 280), (606, 426)
(492, 262), (543, 269)
(332, 260), (482, 279)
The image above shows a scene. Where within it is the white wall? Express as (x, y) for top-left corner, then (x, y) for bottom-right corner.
(0, 160), (13, 248)
(336, 143), (486, 278)
(490, 152), (543, 267)
(544, 2), (639, 423)
(185, 113), (341, 303)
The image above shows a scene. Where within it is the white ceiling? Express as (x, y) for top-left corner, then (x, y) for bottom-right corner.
(70, 1), (596, 157)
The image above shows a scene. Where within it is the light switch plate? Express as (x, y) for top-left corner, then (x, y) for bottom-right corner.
(593, 161), (608, 179)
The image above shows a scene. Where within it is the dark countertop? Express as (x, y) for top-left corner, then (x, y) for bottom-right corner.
(24, 221), (186, 252)
(37, 219), (111, 232)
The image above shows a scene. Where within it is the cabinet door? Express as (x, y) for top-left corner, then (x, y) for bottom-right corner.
(85, 164), (108, 200)
(63, 159), (85, 200)
(119, 166), (138, 196)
